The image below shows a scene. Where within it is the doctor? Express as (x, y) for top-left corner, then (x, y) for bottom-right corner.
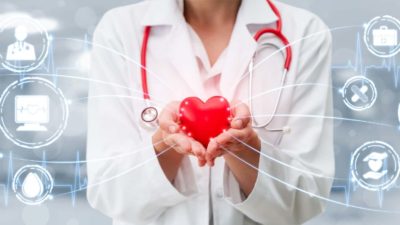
(87, 0), (334, 225)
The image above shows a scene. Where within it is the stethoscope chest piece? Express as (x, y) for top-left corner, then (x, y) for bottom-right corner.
(140, 106), (159, 129)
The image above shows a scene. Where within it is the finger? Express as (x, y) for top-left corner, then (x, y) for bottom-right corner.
(198, 158), (207, 167)
(167, 133), (192, 154)
(191, 140), (206, 159)
(211, 149), (225, 165)
(159, 102), (180, 133)
(216, 150), (225, 157)
(210, 157), (215, 167)
(206, 138), (229, 166)
(223, 123), (255, 142)
(209, 145), (229, 164)
(231, 101), (251, 129)
(213, 131), (234, 146)
(206, 138), (220, 162)
(209, 148), (225, 166)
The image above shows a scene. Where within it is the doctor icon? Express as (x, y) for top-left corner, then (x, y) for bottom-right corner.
(6, 25), (37, 61)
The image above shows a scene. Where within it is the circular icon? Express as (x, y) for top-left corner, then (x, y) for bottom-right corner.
(12, 165), (54, 205)
(342, 76), (377, 111)
(364, 15), (400, 58)
(351, 141), (400, 191)
(0, 77), (69, 149)
(0, 16), (50, 73)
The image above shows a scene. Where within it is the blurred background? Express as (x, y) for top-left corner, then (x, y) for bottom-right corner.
(0, 0), (400, 224)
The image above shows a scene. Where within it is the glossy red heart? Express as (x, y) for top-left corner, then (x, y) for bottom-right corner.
(179, 96), (231, 147)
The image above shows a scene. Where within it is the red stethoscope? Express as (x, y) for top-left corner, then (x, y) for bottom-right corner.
(140, 0), (292, 130)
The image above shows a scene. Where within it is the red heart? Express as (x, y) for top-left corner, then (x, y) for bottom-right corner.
(179, 96), (231, 147)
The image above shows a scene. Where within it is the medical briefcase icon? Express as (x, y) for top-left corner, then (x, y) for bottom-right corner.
(373, 26), (398, 47)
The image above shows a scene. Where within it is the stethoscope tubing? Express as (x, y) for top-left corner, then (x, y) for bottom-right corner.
(249, 66), (288, 129)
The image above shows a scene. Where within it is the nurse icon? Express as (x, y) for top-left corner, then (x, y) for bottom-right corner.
(6, 26), (36, 61)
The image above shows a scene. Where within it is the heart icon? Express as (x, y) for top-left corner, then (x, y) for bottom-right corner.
(368, 159), (383, 172)
(179, 96), (231, 147)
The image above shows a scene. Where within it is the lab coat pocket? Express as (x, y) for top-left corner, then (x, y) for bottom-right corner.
(257, 129), (285, 148)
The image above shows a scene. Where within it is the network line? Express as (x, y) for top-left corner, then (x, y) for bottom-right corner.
(0, 26), (399, 208)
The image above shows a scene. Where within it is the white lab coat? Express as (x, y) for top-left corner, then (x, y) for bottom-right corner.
(87, 0), (335, 225)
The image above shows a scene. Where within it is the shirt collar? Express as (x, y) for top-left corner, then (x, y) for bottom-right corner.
(140, 0), (278, 27)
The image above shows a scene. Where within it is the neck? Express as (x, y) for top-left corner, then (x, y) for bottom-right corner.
(184, 0), (241, 25)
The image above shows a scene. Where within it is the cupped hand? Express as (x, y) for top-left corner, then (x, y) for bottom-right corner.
(205, 101), (261, 166)
(154, 102), (207, 166)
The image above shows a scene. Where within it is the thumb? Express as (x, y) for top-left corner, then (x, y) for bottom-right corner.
(231, 101), (251, 129)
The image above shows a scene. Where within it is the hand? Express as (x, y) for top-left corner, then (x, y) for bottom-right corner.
(205, 101), (261, 166)
(153, 102), (207, 166)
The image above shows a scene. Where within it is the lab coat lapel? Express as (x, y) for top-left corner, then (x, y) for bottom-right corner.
(220, 0), (278, 100)
(141, 0), (204, 97)
(220, 25), (257, 100)
(167, 20), (204, 98)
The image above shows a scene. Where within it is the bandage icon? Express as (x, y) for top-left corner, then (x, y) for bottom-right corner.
(351, 84), (369, 103)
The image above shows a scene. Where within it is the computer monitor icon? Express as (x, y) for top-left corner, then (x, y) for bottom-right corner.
(15, 95), (49, 132)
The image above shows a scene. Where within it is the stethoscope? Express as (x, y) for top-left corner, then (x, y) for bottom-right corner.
(140, 0), (293, 133)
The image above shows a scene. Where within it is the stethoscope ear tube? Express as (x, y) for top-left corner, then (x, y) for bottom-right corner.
(249, 67), (289, 131)
(249, 18), (293, 132)
(253, 28), (292, 71)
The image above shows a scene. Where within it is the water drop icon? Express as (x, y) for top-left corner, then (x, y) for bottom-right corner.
(21, 172), (44, 198)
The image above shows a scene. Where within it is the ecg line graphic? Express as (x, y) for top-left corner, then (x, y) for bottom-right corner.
(332, 33), (400, 88)
(52, 151), (88, 206)
(15, 105), (47, 114)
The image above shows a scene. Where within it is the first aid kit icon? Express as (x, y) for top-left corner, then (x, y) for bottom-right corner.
(364, 15), (400, 58)
(373, 26), (398, 47)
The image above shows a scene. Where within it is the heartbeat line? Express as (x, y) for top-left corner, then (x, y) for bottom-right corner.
(332, 32), (400, 88)
(15, 105), (47, 114)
